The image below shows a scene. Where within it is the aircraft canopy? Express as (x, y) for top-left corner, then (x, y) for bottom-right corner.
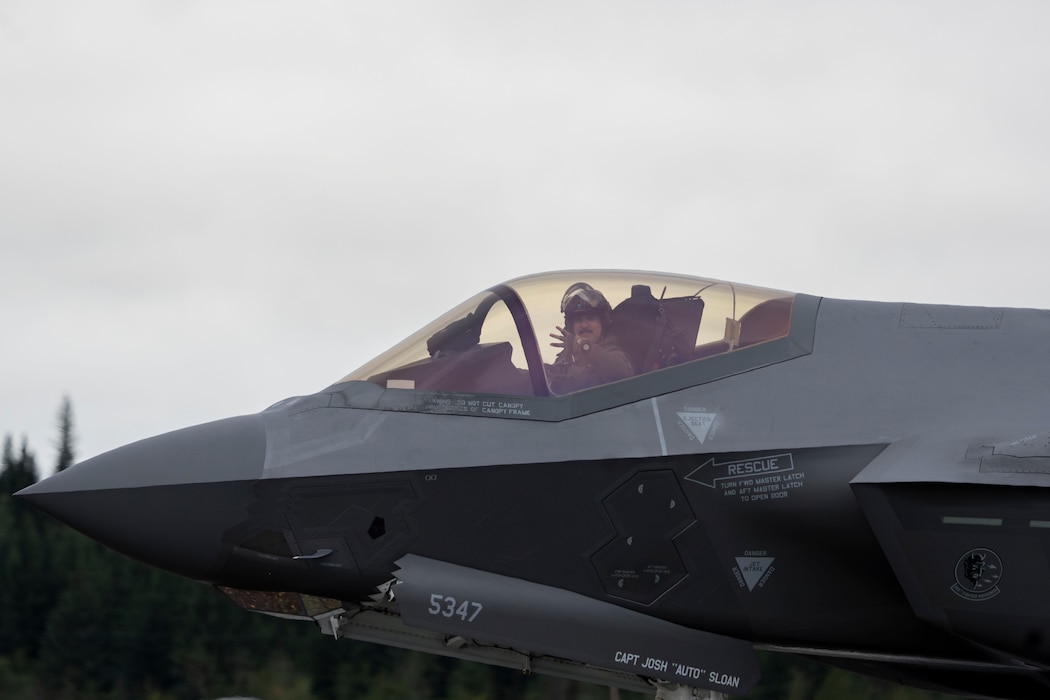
(340, 271), (796, 397)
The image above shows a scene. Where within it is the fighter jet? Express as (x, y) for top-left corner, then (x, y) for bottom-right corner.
(16, 270), (1050, 699)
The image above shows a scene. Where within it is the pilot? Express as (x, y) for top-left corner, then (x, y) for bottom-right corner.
(547, 283), (634, 394)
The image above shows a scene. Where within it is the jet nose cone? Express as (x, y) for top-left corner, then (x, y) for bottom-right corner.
(16, 414), (266, 581)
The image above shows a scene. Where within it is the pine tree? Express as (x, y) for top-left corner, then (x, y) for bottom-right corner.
(1, 435), (11, 474)
(0, 435), (42, 656)
(0, 435), (38, 502)
(54, 396), (76, 472)
(1, 436), (21, 497)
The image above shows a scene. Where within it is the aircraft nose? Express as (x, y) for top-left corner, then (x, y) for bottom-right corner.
(15, 414), (266, 581)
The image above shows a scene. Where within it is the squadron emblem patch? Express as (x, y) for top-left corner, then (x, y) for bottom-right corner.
(951, 548), (1003, 601)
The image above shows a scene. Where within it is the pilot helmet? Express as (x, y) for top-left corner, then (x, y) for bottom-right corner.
(561, 282), (612, 325)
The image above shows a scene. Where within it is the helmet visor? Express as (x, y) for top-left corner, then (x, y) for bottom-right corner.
(560, 284), (606, 316)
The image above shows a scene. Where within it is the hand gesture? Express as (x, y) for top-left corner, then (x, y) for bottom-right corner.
(551, 326), (582, 360)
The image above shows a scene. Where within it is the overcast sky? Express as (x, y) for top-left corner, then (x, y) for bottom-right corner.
(3, 1), (1049, 473)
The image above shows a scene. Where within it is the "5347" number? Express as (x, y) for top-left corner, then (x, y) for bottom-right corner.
(428, 594), (483, 622)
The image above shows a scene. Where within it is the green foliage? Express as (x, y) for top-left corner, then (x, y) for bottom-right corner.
(0, 652), (37, 700)
(0, 434), (39, 496)
(54, 396), (76, 472)
(0, 435), (56, 660)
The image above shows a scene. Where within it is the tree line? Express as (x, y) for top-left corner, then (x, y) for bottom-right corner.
(1, 399), (958, 700)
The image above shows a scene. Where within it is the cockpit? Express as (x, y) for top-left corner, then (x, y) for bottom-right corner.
(338, 271), (804, 401)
